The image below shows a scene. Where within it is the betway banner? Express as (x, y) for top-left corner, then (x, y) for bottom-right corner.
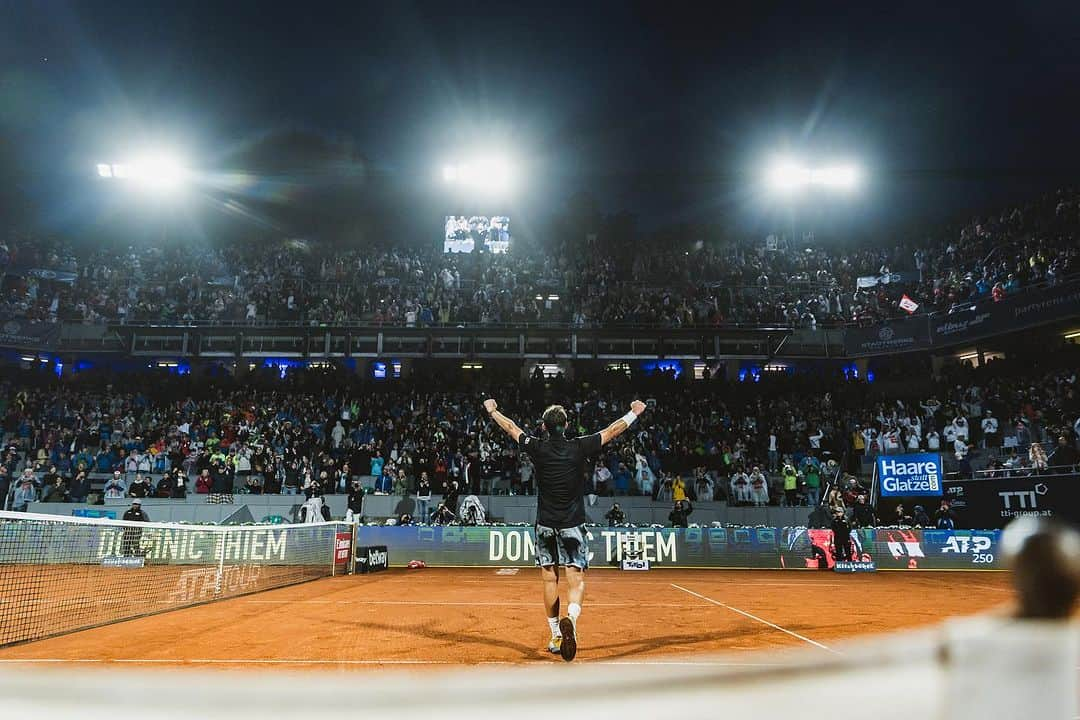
(943, 473), (1080, 529)
(877, 453), (943, 497)
(354, 525), (1005, 570)
(931, 278), (1080, 347)
(842, 278), (1080, 356)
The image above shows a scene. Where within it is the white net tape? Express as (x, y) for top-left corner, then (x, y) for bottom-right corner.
(0, 510), (348, 646)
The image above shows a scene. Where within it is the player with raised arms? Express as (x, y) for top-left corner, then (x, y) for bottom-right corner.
(483, 397), (647, 661)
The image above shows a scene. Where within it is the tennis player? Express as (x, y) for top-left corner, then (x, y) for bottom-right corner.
(483, 397), (646, 661)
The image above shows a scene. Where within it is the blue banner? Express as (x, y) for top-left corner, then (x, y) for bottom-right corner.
(877, 453), (944, 497)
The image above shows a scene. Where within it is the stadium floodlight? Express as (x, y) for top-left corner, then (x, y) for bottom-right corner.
(96, 150), (190, 194)
(811, 164), (860, 191)
(765, 159), (811, 194)
(764, 157), (862, 195)
(441, 153), (516, 195)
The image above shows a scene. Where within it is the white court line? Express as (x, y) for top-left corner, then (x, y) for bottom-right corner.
(670, 583), (839, 655)
(0, 658), (783, 667)
(241, 600), (703, 607)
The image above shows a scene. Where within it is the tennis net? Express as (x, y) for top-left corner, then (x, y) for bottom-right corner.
(0, 510), (351, 646)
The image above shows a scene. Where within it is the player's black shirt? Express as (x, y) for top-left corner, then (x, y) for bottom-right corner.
(519, 431), (602, 529)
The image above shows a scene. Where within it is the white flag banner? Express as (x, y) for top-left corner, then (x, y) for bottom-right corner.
(899, 294), (920, 314)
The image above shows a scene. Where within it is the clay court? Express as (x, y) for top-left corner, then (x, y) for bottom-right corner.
(0, 568), (1014, 669)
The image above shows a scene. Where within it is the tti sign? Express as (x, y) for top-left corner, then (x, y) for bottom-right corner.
(998, 484), (1049, 516)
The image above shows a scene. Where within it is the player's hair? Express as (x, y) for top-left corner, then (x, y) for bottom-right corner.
(542, 405), (568, 435)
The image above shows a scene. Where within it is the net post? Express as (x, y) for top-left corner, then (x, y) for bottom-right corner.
(349, 521), (358, 575)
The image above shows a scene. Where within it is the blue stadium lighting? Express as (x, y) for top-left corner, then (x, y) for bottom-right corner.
(641, 360), (683, 378)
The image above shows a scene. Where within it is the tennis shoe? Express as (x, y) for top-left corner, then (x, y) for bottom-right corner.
(558, 617), (577, 662)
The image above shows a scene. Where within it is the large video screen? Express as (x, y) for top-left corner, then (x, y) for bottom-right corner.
(444, 216), (511, 254)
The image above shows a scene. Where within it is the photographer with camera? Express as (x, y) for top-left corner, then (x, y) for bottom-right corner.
(605, 502), (626, 527)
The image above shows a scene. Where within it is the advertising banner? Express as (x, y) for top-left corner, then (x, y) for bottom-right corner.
(0, 320), (60, 350)
(877, 453), (944, 497)
(943, 474), (1080, 529)
(354, 544), (389, 573)
(929, 278), (1080, 348)
(355, 525), (1006, 570)
(334, 531), (352, 565)
(843, 319), (932, 357)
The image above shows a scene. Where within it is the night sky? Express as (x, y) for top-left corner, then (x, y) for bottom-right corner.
(3, 0), (1080, 243)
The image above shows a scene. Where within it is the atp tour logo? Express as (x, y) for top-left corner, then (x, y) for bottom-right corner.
(878, 326), (895, 341)
(941, 535), (992, 554)
(877, 453), (943, 497)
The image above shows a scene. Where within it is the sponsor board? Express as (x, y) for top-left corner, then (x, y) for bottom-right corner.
(355, 545), (389, 574)
(877, 453), (943, 497)
(843, 320), (932, 357)
(621, 558), (651, 571)
(943, 475), (1079, 529)
(926, 530), (1001, 566)
(930, 278), (1080, 348)
(101, 556), (145, 568)
(334, 531), (352, 565)
(357, 526), (1005, 570)
(834, 561), (876, 573)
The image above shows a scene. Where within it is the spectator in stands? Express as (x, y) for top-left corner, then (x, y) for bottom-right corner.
(128, 473), (152, 498)
(68, 471), (90, 504)
(38, 465), (60, 502)
(195, 468), (211, 494)
(803, 459), (821, 507)
(519, 453), (534, 495)
(912, 505), (932, 527)
(893, 503), (913, 526)
(926, 429), (941, 452)
(671, 474), (687, 503)
(634, 450), (655, 497)
(12, 477), (36, 511)
(416, 472), (431, 521)
(592, 461), (612, 497)
(668, 499), (693, 528)
(605, 503), (626, 527)
(748, 466), (769, 506)
(612, 463), (631, 496)
(0, 465), (10, 510)
(1048, 436), (1079, 470)
(693, 468), (713, 502)
(851, 495), (875, 527)
(346, 478), (365, 523)
(104, 470), (127, 499)
(934, 499), (957, 530)
(767, 430), (779, 471)
(981, 410), (1000, 449)
(1029, 442), (1049, 473)
(782, 464), (799, 507)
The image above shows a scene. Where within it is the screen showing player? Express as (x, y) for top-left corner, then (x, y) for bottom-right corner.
(444, 215), (511, 254)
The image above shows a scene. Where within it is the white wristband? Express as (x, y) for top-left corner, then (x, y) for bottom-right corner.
(621, 411), (638, 427)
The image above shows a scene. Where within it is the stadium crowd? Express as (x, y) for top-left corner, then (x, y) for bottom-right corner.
(1, 188), (1077, 329)
(2, 343), (1077, 523)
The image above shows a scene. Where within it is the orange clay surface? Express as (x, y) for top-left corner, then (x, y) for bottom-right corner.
(0, 568), (1013, 670)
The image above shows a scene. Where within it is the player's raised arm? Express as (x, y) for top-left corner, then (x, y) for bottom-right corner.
(483, 399), (526, 442)
(599, 400), (647, 446)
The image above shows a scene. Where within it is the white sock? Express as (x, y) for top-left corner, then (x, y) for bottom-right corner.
(567, 602), (581, 625)
(547, 616), (561, 637)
